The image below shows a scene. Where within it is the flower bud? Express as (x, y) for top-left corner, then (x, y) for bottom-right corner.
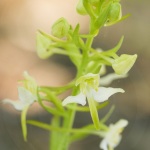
(105, 2), (122, 26)
(36, 31), (53, 59)
(51, 17), (70, 38)
(76, 0), (88, 15)
(112, 54), (137, 75)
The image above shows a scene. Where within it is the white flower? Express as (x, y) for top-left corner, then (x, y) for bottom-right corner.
(62, 73), (124, 106)
(62, 73), (124, 129)
(100, 119), (128, 150)
(3, 87), (37, 111)
(3, 71), (38, 111)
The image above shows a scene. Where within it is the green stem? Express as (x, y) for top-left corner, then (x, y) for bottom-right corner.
(49, 116), (61, 150)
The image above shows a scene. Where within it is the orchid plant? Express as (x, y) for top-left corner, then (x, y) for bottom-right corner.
(3, 0), (137, 150)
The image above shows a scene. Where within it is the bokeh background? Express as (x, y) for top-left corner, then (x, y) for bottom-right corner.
(0, 0), (150, 150)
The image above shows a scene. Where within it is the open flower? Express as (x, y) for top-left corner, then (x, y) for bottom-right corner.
(3, 71), (38, 111)
(3, 87), (37, 111)
(62, 73), (124, 106)
(99, 119), (128, 150)
(62, 73), (124, 129)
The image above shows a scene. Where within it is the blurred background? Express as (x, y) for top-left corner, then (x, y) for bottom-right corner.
(0, 0), (150, 150)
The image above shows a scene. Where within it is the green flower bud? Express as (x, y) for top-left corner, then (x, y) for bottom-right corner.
(105, 2), (122, 26)
(112, 54), (137, 75)
(51, 17), (70, 38)
(36, 31), (53, 59)
(76, 0), (88, 15)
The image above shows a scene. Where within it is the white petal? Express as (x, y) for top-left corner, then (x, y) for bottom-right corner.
(3, 99), (28, 111)
(18, 87), (37, 104)
(100, 73), (127, 86)
(62, 93), (86, 106)
(100, 139), (108, 150)
(114, 119), (128, 130)
(92, 87), (125, 102)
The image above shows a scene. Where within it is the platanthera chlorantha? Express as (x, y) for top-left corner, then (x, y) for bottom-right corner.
(3, 0), (137, 150)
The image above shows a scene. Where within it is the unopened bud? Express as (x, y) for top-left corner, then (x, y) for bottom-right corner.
(112, 54), (137, 75)
(105, 2), (122, 26)
(51, 18), (70, 38)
